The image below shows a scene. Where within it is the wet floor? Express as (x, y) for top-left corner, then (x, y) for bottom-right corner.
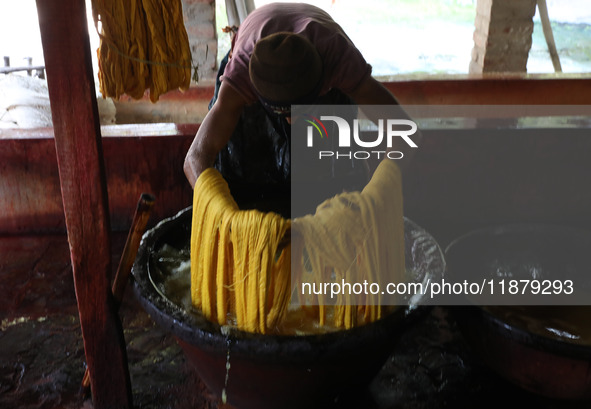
(1, 234), (589, 408)
(0, 235), (215, 409)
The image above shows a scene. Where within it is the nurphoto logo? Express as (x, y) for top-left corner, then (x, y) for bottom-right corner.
(303, 113), (418, 160)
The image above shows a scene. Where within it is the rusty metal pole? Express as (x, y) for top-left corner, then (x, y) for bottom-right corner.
(35, 0), (133, 407)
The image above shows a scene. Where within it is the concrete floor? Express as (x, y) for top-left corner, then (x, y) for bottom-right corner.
(1, 234), (589, 409)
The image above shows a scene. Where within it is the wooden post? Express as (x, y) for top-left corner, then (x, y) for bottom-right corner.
(35, 0), (133, 408)
(25, 57), (33, 76)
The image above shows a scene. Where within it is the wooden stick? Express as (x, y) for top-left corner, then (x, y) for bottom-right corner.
(81, 193), (156, 391)
(112, 193), (156, 306)
(537, 0), (562, 73)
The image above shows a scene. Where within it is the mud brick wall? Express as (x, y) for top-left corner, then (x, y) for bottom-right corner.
(182, 0), (217, 80)
(470, 0), (537, 73)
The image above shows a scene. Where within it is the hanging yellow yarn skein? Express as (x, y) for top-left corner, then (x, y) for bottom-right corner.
(91, 0), (192, 102)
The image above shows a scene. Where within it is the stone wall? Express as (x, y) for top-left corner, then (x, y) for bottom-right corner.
(470, 0), (537, 73)
(182, 0), (217, 81)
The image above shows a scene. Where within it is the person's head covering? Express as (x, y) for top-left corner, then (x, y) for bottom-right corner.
(249, 32), (323, 109)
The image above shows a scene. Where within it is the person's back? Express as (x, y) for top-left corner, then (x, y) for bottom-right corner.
(222, 2), (372, 106)
(184, 2), (418, 201)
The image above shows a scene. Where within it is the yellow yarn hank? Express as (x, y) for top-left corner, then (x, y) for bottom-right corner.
(91, 0), (192, 102)
(190, 168), (291, 334)
(190, 159), (405, 334)
(291, 159), (405, 330)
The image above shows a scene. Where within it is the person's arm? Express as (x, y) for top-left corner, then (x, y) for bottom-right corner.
(348, 76), (422, 173)
(184, 81), (247, 188)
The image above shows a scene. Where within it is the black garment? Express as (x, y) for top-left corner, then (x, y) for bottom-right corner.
(210, 52), (290, 210)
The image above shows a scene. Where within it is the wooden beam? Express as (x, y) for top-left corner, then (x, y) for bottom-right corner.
(0, 65), (45, 74)
(384, 76), (591, 105)
(35, 0), (133, 407)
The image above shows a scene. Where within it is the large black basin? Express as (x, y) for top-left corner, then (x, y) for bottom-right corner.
(446, 224), (591, 400)
(132, 207), (445, 409)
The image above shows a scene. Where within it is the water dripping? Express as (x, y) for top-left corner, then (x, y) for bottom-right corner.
(221, 329), (232, 405)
